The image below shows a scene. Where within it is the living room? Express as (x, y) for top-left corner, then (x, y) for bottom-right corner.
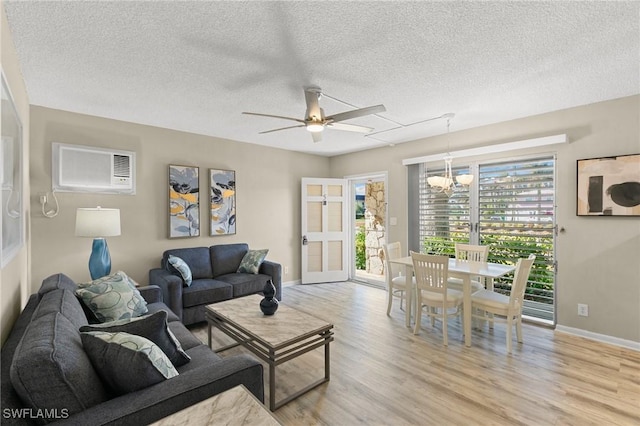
(1, 2), (639, 424)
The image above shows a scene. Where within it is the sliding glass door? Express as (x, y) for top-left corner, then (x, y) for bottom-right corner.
(417, 156), (556, 323)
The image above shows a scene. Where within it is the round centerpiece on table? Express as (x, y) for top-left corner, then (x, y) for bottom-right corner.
(259, 280), (279, 315)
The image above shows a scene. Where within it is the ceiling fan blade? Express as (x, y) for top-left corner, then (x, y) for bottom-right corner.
(326, 104), (386, 123)
(242, 112), (304, 123)
(327, 122), (374, 133)
(259, 124), (306, 134)
(311, 131), (323, 143)
(304, 87), (322, 121)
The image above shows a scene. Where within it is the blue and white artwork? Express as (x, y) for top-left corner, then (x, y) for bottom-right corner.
(210, 169), (236, 235)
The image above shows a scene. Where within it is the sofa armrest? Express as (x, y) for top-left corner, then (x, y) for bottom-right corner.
(149, 268), (184, 321)
(54, 354), (263, 426)
(137, 285), (162, 304)
(260, 260), (282, 301)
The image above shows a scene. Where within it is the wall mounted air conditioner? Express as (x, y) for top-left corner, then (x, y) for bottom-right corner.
(52, 143), (136, 194)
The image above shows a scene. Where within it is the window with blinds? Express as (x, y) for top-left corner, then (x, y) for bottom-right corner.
(418, 162), (472, 255)
(478, 157), (555, 321)
(417, 156), (556, 322)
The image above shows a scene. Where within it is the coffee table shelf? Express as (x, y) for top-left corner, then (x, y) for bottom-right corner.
(205, 295), (334, 411)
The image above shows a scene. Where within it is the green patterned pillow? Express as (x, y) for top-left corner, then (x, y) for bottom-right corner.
(76, 271), (148, 322)
(237, 249), (269, 274)
(81, 331), (178, 395)
(168, 255), (193, 286)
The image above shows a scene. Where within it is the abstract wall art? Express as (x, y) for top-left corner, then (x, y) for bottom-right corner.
(577, 153), (640, 216)
(169, 165), (200, 237)
(209, 169), (236, 235)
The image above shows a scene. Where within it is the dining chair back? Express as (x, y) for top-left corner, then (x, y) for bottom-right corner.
(382, 242), (413, 316)
(471, 254), (536, 354)
(410, 251), (463, 346)
(448, 243), (490, 291)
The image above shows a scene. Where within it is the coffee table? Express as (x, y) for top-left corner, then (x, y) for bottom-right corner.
(205, 294), (334, 411)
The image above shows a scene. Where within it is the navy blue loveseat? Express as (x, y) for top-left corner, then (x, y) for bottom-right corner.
(149, 243), (282, 325)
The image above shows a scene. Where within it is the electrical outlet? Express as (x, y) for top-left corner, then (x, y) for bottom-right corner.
(578, 303), (589, 317)
(284, 266), (289, 275)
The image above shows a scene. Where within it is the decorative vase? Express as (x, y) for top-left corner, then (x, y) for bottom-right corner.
(260, 280), (279, 315)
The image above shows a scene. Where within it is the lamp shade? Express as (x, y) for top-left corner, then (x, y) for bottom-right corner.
(75, 207), (121, 237)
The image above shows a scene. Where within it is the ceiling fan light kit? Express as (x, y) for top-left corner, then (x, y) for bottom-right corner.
(243, 86), (385, 143)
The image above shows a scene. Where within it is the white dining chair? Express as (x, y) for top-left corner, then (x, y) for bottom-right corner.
(447, 243), (489, 292)
(471, 254), (536, 354)
(410, 251), (463, 346)
(382, 242), (414, 316)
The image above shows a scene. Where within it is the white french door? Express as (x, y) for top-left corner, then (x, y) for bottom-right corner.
(301, 178), (348, 284)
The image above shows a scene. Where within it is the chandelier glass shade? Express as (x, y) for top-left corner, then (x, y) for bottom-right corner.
(427, 117), (474, 196)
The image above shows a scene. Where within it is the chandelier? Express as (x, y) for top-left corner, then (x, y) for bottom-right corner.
(427, 115), (473, 196)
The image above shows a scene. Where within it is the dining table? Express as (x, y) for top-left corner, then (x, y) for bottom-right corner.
(387, 256), (516, 347)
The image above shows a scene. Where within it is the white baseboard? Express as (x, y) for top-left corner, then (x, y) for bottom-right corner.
(282, 280), (301, 287)
(555, 325), (640, 351)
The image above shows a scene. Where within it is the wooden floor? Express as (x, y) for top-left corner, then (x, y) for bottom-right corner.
(191, 282), (640, 425)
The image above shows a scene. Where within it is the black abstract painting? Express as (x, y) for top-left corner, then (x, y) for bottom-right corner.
(577, 154), (640, 216)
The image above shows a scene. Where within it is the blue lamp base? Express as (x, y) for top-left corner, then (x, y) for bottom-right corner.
(89, 238), (111, 280)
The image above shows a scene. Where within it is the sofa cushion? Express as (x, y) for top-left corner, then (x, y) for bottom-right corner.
(210, 243), (249, 277)
(163, 247), (212, 280)
(177, 344), (223, 374)
(168, 254), (193, 286)
(10, 312), (110, 418)
(237, 249), (269, 274)
(168, 321), (204, 351)
(146, 302), (181, 322)
(32, 289), (88, 329)
(182, 279), (233, 308)
(81, 331), (179, 395)
(217, 273), (271, 298)
(76, 271), (148, 322)
(80, 310), (191, 367)
(38, 273), (77, 297)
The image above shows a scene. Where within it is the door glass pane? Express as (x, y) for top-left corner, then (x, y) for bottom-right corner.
(478, 157), (555, 321)
(418, 163), (471, 256)
(327, 184), (342, 197)
(328, 201), (342, 232)
(307, 241), (322, 272)
(328, 240), (342, 271)
(307, 201), (323, 232)
(307, 184), (322, 196)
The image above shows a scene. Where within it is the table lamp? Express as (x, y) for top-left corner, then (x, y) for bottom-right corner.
(75, 207), (121, 280)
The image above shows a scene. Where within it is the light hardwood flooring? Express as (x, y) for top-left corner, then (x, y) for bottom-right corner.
(191, 282), (640, 425)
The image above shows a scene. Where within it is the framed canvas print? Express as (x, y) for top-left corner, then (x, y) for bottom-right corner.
(209, 169), (236, 235)
(169, 165), (200, 237)
(1, 72), (24, 267)
(577, 153), (640, 216)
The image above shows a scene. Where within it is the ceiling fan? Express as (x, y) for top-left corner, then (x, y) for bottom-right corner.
(242, 87), (386, 143)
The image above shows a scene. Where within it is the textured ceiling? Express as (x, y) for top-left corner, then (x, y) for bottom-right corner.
(4, 1), (639, 156)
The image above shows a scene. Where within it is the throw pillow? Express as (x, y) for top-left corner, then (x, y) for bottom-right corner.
(80, 310), (190, 367)
(76, 271), (148, 322)
(237, 249), (269, 274)
(168, 255), (193, 286)
(81, 331), (179, 395)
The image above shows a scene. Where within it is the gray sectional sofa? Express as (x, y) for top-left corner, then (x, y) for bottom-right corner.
(0, 273), (263, 425)
(149, 243), (282, 325)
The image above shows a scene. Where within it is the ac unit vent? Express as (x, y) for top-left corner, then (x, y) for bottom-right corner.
(113, 155), (131, 178)
(52, 143), (136, 194)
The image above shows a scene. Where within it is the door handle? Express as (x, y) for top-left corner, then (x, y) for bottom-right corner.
(302, 235), (308, 245)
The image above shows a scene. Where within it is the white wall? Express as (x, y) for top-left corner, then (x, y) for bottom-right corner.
(330, 95), (640, 343)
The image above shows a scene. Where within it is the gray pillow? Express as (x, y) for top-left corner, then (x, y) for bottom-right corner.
(81, 331), (178, 395)
(76, 271), (148, 322)
(237, 249), (269, 274)
(80, 310), (190, 367)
